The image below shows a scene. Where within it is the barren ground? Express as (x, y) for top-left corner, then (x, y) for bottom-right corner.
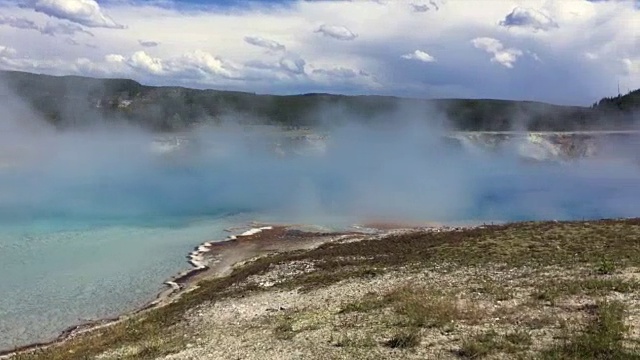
(8, 219), (640, 359)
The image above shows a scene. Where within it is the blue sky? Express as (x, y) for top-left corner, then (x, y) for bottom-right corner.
(0, 0), (638, 105)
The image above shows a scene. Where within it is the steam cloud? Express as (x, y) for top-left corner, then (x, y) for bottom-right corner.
(1, 83), (640, 227)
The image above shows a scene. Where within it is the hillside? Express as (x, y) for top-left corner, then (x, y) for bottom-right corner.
(0, 70), (638, 132)
(593, 89), (640, 113)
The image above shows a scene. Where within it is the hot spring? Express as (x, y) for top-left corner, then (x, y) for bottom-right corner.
(1, 123), (640, 350)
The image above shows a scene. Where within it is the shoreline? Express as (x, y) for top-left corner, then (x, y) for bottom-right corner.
(0, 224), (275, 357)
(152, 225), (277, 305)
(4, 218), (639, 359)
(0, 221), (374, 358)
(0, 220), (464, 358)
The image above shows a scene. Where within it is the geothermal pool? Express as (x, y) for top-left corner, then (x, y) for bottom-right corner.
(0, 215), (253, 350)
(1, 128), (640, 350)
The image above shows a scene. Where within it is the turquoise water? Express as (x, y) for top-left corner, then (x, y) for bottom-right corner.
(0, 215), (247, 350)
(2, 130), (640, 350)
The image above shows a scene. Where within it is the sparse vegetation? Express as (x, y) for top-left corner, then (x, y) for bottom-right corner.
(7, 219), (640, 359)
(458, 329), (532, 358)
(596, 256), (617, 275)
(331, 333), (376, 348)
(472, 276), (514, 301)
(542, 300), (639, 359)
(384, 330), (420, 349)
(273, 318), (297, 340)
(384, 285), (481, 328)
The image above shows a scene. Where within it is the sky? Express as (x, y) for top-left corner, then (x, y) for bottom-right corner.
(0, 0), (638, 105)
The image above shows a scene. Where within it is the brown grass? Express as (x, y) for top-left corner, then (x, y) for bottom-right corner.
(9, 218), (640, 359)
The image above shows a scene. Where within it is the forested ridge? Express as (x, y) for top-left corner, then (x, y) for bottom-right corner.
(1, 70), (637, 131)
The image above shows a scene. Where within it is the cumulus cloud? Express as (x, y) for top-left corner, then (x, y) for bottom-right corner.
(128, 51), (163, 74)
(97, 50), (237, 80)
(401, 50), (436, 63)
(472, 37), (523, 68)
(105, 54), (125, 63)
(500, 7), (558, 31)
(315, 24), (357, 40)
(177, 50), (234, 78)
(279, 55), (306, 75)
(20, 0), (125, 29)
(138, 40), (159, 48)
(244, 35), (285, 51)
(0, 0), (638, 104)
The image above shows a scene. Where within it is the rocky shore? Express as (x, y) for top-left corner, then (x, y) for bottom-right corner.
(0, 222), (379, 358)
(6, 219), (640, 359)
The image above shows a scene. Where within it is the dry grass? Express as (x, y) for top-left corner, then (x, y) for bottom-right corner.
(8, 218), (640, 360)
(541, 300), (640, 359)
(381, 284), (483, 328)
(532, 277), (640, 305)
(384, 330), (420, 349)
(458, 329), (533, 358)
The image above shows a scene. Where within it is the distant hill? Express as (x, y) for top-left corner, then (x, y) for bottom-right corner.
(0, 70), (637, 132)
(592, 89), (640, 113)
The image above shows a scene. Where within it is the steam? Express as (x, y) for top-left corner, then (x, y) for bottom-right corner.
(1, 83), (640, 227)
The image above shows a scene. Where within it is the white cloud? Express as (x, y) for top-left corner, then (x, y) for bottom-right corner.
(471, 37), (523, 68)
(177, 50), (234, 78)
(410, 4), (429, 12)
(309, 65), (379, 89)
(0, 45), (16, 57)
(312, 67), (357, 78)
(401, 50), (436, 63)
(0, 0), (637, 104)
(128, 51), (163, 74)
(244, 53), (308, 80)
(315, 24), (357, 41)
(42, 21), (92, 36)
(278, 55), (306, 75)
(0, 47), (74, 74)
(585, 52), (599, 60)
(21, 0), (125, 29)
(244, 36), (285, 51)
(622, 58), (640, 75)
(0, 14), (38, 31)
(78, 50), (239, 80)
(138, 40), (159, 48)
(410, 1), (439, 12)
(500, 7), (558, 31)
(105, 54), (125, 63)
(0, 14), (92, 36)
(65, 37), (95, 47)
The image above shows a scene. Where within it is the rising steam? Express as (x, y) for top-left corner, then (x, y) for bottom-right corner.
(1, 82), (640, 227)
